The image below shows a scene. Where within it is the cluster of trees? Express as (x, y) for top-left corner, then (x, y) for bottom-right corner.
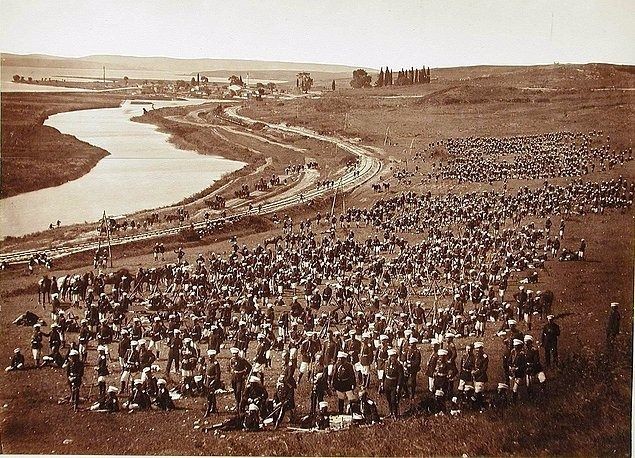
(296, 72), (314, 93)
(377, 66), (431, 86)
(349, 66), (431, 89)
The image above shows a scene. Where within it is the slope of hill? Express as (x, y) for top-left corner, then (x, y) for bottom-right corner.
(1, 52), (376, 74)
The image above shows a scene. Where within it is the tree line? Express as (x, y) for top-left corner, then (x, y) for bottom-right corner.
(350, 66), (431, 88)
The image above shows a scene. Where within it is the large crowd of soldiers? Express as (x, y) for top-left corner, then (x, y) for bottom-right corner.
(6, 129), (632, 432)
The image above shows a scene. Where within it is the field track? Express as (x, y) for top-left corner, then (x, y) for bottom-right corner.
(0, 105), (382, 265)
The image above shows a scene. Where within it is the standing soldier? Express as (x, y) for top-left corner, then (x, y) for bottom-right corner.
(30, 323), (46, 368)
(229, 347), (252, 411)
(331, 351), (356, 414)
(405, 337), (421, 399)
(508, 339), (526, 403)
(606, 302), (621, 349)
(523, 335), (546, 398)
(166, 329), (182, 375)
(383, 348), (404, 418)
(425, 339), (440, 392)
(541, 315), (560, 367)
(375, 335), (390, 393)
(457, 344), (475, 393)
(472, 342), (488, 410)
(359, 333), (375, 388)
(66, 349), (84, 411)
(203, 350), (221, 417)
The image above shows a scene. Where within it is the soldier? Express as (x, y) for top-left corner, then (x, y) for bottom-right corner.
(272, 375), (296, 428)
(104, 386), (120, 412)
(180, 338), (198, 394)
(30, 323), (46, 368)
(5, 348), (25, 372)
(120, 339), (140, 394)
(315, 401), (330, 430)
(66, 349), (84, 411)
(457, 344), (475, 393)
(78, 320), (91, 362)
(508, 339), (526, 403)
(541, 315), (560, 367)
(524, 335), (546, 398)
(203, 350), (221, 417)
(126, 379), (151, 411)
(383, 348), (404, 418)
(359, 333), (375, 388)
(243, 403), (263, 431)
(606, 302), (621, 349)
(49, 323), (63, 356)
(331, 351), (356, 414)
(155, 379), (175, 411)
(433, 348), (450, 394)
(425, 339), (440, 392)
(240, 375), (268, 415)
(375, 335), (390, 393)
(405, 337), (422, 399)
(166, 329), (182, 375)
(472, 341), (488, 410)
(298, 332), (319, 383)
(229, 347), (252, 411)
(310, 371), (329, 415)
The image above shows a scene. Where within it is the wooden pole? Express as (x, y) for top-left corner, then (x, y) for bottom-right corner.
(103, 211), (113, 268)
(383, 127), (390, 146)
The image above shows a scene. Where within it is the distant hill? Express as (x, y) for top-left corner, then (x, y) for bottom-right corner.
(1, 52), (376, 74)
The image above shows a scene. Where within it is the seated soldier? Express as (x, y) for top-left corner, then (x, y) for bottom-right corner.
(243, 403), (263, 431)
(6, 348), (25, 371)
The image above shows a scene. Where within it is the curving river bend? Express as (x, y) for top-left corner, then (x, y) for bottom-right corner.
(0, 100), (245, 238)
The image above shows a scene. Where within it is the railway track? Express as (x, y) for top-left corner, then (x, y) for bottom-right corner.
(0, 106), (382, 265)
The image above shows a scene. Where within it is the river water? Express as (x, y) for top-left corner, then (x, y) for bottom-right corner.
(0, 100), (245, 238)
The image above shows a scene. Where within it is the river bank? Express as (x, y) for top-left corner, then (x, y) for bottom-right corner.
(0, 93), (128, 197)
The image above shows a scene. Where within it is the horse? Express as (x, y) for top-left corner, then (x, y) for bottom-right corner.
(38, 276), (52, 304)
(264, 235), (282, 249)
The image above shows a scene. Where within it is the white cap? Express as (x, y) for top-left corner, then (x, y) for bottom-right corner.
(257, 333), (265, 339)
(248, 403), (259, 412)
(194, 375), (203, 382)
(131, 340), (138, 347)
(33, 323), (41, 328)
(404, 329), (412, 336)
(143, 366), (151, 373)
(523, 335), (533, 342)
(508, 319), (517, 326)
(337, 351), (348, 359)
(380, 335), (389, 341)
(318, 401), (328, 409)
(349, 330), (356, 336)
(611, 302), (619, 307)
(157, 378), (167, 385)
(183, 338), (192, 343)
(409, 337), (418, 344)
(474, 342), (484, 349)
(69, 349), (79, 356)
(138, 339), (146, 345)
(108, 386), (119, 393)
(445, 333), (455, 339)
(97, 376), (106, 383)
(230, 347), (239, 354)
(51, 323), (59, 328)
(435, 389), (445, 396)
(437, 349), (448, 356)
(97, 345), (106, 352)
(362, 332), (371, 339)
(207, 349), (217, 356)
(133, 379), (143, 385)
(249, 376), (260, 384)
(14, 348), (21, 353)
(431, 339), (439, 346)
(547, 315), (555, 320)
(154, 317), (161, 322)
(387, 348), (398, 356)
(513, 339), (524, 346)
(497, 383), (509, 390)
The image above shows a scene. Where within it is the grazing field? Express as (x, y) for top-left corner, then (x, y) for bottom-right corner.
(0, 93), (124, 197)
(0, 64), (633, 456)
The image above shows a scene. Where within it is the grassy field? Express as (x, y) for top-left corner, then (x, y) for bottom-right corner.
(0, 64), (633, 455)
(0, 93), (125, 198)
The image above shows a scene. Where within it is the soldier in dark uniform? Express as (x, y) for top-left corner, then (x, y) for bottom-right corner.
(331, 351), (356, 414)
(606, 302), (621, 349)
(66, 349), (84, 411)
(405, 337), (422, 399)
(240, 376), (268, 415)
(273, 375), (296, 428)
(425, 339), (440, 392)
(30, 323), (46, 368)
(315, 401), (330, 429)
(155, 379), (175, 411)
(375, 335), (390, 393)
(541, 315), (560, 367)
(383, 348), (404, 418)
(508, 339), (526, 403)
(166, 329), (182, 375)
(229, 347), (251, 410)
(5, 348), (25, 371)
(203, 350), (221, 417)
(524, 335), (545, 398)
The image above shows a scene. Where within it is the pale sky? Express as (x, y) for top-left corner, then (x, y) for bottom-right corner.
(1, 0), (633, 68)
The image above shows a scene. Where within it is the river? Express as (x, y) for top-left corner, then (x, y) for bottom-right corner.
(0, 100), (245, 238)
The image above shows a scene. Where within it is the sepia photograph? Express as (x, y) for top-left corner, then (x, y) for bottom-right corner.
(0, 1), (633, 455)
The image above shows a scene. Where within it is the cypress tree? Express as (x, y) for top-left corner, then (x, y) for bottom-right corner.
(378, 68), (384, 87)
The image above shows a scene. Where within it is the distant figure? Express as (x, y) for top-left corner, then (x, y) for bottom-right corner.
(332, 80), (336, 91)
(56, 220), (61, 228)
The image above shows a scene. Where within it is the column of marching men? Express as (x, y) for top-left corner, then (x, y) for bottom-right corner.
(7, 176), (631, 431)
